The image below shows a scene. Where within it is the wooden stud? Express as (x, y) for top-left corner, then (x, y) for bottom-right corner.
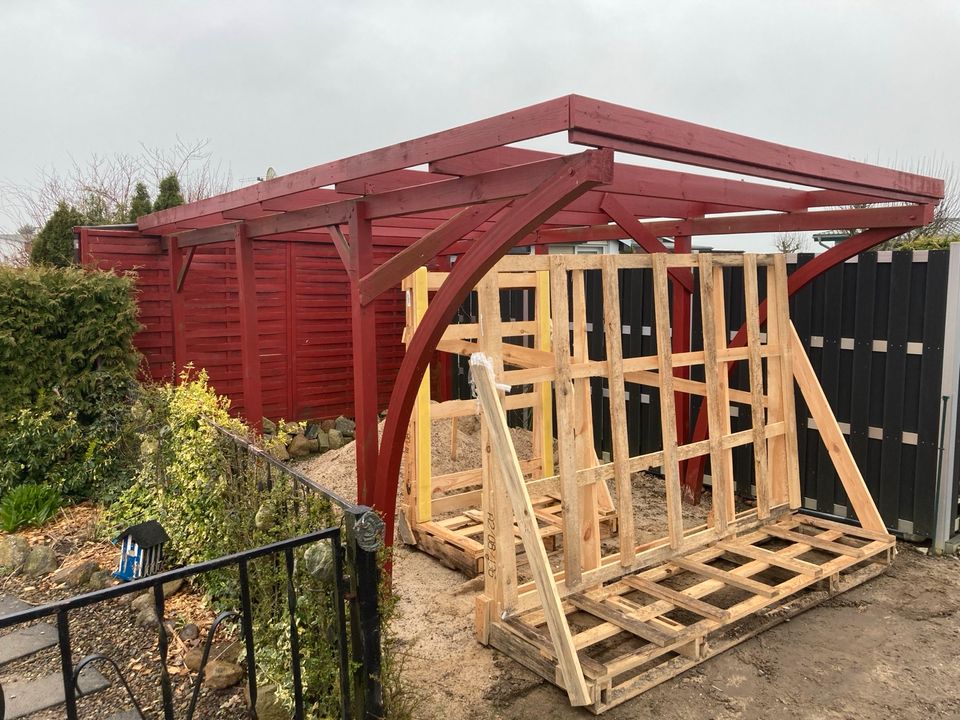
(572, 268), (604, 569)
(764, 259), (788, 507)
(743, 254), (770, 518)
(478, 273), (518, 616)
(412, 267), (433, 523)
(536, 270), (555, 477)
(652, 253), (684, 549)
(601, 256), (635, 565)
(550, 257), (584, 587)
(774, 256), (802, 509)
(697, 253), (730, 534)
(470, 353), (592, 707)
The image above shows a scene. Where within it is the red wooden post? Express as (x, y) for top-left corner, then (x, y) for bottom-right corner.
(285, 241), (298, 421)
(168, 236), (188, 380)
(235, 224), (264, 432)
(672, 235), (692, 475)
(350, 202), (380, 505)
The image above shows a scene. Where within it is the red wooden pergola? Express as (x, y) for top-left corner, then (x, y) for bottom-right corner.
(134, 95), (942, 545)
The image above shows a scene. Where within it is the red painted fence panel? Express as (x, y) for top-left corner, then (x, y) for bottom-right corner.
(79, 228), (405, 422)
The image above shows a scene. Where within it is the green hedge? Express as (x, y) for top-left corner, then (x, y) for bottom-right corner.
(0, 265), (141, 499)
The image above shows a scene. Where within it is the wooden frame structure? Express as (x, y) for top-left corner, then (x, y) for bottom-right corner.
(131, 96), (942, 550)
(398, 262), (618, 574)
(467, 252), (894, 712)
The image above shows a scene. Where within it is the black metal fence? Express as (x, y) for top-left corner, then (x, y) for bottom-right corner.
(452, 249), (960, 545)
(0, 425), (385, 720)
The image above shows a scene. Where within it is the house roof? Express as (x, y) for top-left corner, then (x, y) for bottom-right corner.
(118, 519), (169, 547)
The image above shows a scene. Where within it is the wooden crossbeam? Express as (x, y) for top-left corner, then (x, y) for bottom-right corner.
(762, 525), (866, 558)
(716, 540), (824, 578)
(670, 557), (778, 598)
(623, 576), (730, 622)
(568, 593), (676, 647)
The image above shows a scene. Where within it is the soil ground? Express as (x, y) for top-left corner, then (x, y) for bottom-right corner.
(297, 419), (960, 720)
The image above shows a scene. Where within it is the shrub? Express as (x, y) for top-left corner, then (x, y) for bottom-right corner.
(0, 264), (141, 500)
(0, 484), (62, 532)
(103, 370), (351, 714)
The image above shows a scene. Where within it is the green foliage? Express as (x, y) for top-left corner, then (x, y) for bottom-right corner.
(896, 235), (958, 251)
(0, 265), (141, 500)
(30, 201), (85, 267)
(0, 484), (62, 532)
(104, 369), (245, 564)
(128, 182), (153, 222)
(103, 371), (353, 715)
(153, 173), (185, 211)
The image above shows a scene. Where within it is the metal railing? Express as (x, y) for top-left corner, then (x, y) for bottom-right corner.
(0, 422), (385, 720)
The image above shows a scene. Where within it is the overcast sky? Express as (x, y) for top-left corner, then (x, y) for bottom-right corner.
(1, 0), (958, 250)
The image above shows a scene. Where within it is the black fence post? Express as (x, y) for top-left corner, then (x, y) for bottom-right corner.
(344, 505), (385, 720)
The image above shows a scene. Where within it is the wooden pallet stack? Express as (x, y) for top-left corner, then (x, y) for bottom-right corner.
(404, 252), (895, 712)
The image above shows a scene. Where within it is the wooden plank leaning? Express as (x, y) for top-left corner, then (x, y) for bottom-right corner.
(469, 352), (592, 707)
(789, 322), (887, 533)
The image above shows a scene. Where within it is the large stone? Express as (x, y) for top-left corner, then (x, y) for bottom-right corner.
(22, 545), (57, 577)
(328, 428), (345, 450)
(136, 606), (159, 628)
(179, 622), (200, 641)
(0, 536), (28, 575)
(317, 429), (330, 453)
(87, 569), (115, 590)
(245, 683), (287, 720)
(269, 443), (290, 461)
(204, 659), (244, 690)
(52, 560), (99, 588)
(162, 578), (185, 597)
(184, 640), (242, 672)
(335, 415), (356, 437)
(131, 592), (154, 613)
(261, 417), (277, 435)
(287, 432), (318, 457)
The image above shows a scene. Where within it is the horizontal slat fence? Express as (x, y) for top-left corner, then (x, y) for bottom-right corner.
(79, 228), (406, 422)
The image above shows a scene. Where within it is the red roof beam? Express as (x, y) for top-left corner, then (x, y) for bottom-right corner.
(537, 203), (935, 244)
(175, 151), (613, 248)
(138, 96), (571, 232)
(567, 95), (943, 203)
(433, 145), (902, 212)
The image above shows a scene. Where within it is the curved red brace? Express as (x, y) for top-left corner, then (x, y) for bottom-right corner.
(680, 224), (921, 503)
(370, 149), (614, 543)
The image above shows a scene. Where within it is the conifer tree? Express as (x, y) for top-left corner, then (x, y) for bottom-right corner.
(153, 173), (185, 211)
(128, 182), (153, 221)
(30, 201), (85, 267)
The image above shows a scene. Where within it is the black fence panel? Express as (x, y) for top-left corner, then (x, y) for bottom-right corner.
(448, 250), (958, 542)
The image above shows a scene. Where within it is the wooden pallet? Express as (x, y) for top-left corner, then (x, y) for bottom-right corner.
(465, 252), (895, 711)
(487, 513), (894, 713)
(410, 495), (618, 577)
